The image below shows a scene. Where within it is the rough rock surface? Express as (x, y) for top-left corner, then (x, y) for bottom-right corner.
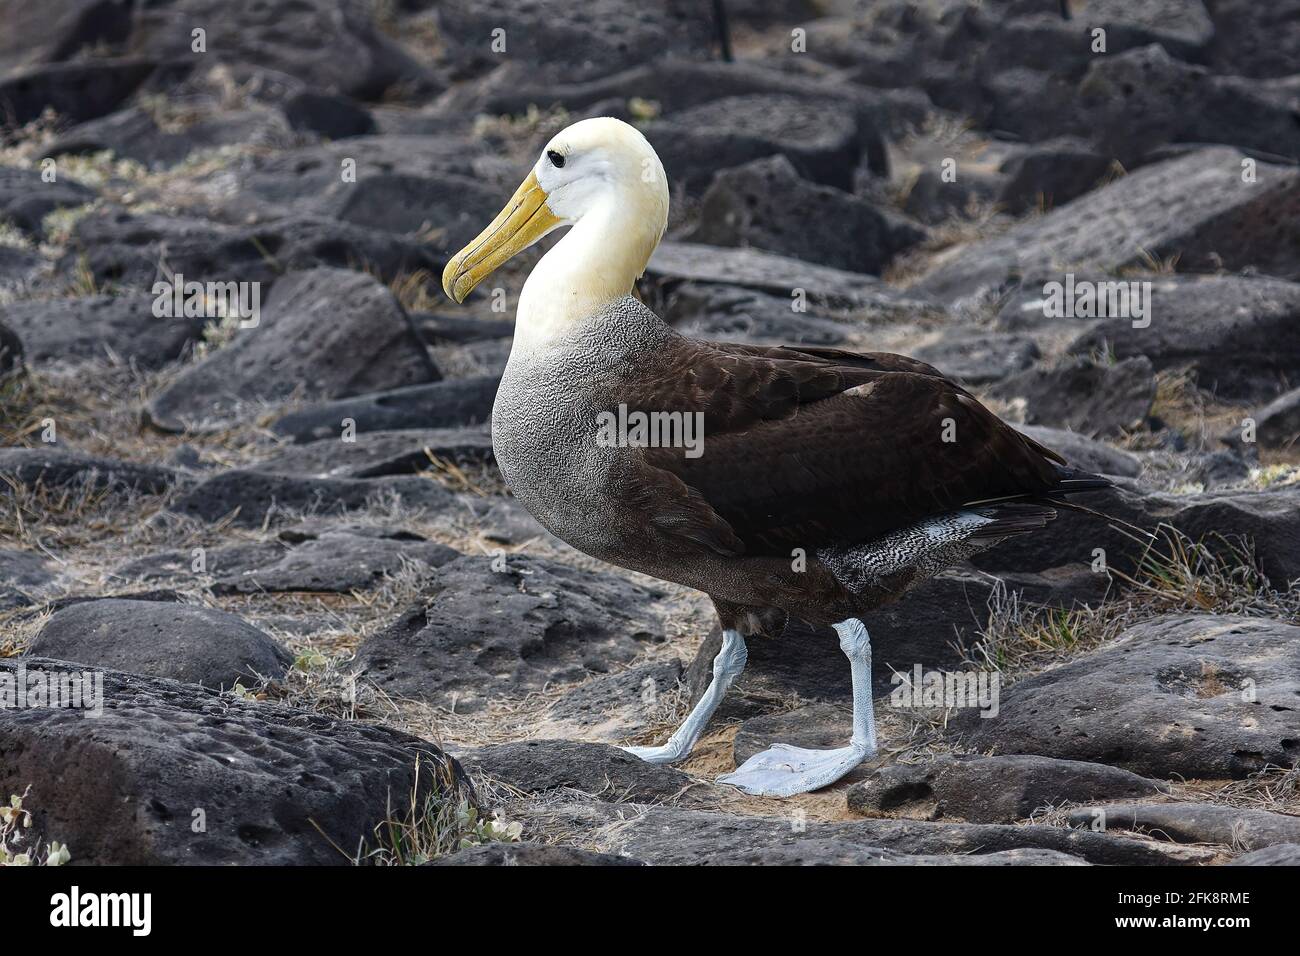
(542, 660), (684, 740)
(29, 599), (291, 689)
(0, 658), (471, 865)
(429, 843), (645, 866)
(460, 740), (714, 805)
(915, 149), (1300, 300)
(270, 376), (500, 443)
(170, 470), (457, 527)
(1066, 275), (1300, 401)
(0, 447), (182, 494)
(2, 294), (206, 369)
(253, 426), (493, 479)
(686, 155), (925, 274)
(1066, 802), (1300, 852)
(119, 523), (460, 594)
(847, 755), (1167, 824)
(950, 615), (1300, 779)
(356, 555), (668, 710)
(516, 802), (1182, 866)
(146, 268), (437, 432)
(989, 356), (1157, 437)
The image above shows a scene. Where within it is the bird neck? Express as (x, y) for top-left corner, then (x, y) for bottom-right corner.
(514, 192), (664, 354)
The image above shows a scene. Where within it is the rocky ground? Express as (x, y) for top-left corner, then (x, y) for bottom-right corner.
(1, 0), (1299, 866)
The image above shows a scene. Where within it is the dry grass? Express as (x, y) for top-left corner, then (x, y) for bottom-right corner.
(963, 525), (1299, 681)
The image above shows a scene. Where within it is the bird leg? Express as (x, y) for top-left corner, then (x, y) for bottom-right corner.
(622, 628), (747, 764)
(717, 618), (877, 796)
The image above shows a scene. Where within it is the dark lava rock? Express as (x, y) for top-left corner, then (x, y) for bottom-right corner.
(271, 375), (499, 443)
(43, 105), (295, 170)
(996, 137), (1114, 215)
(146, 268), (437, 432)
(912, 331), (1040, 387)
(65, 208), (442, 291)
(0, 547), (55, 591)
(1250, 386), (1300, 450)
(989, 355), (1157, 438)
(1209, 0), (1300, 79)
(129, 0), (431, 100)
(28, 599), (290, 689)
(0, 166), (95, 236)
(1079, 44), (1300, 166)
(253, 426), (493, 479)
(460, 740), (712, 805)
(468, 58), (927, 142)
(0, 319), (22, 375)
(685, 155), (925, 275)
(413, 311), (514, 346)
(430, 843), (644, 866)
(1067, 275), (1300, 402)
(649, 240), (939, 314)
(170, 470), (456, 527)
(643, 94), (868, 194)
(950, 614), (1300, 780)
(355, 554), (667, 711)
(0, 657), (470, 864)
(282, 90), (375, 140)
(2, 294), (206, 369)
(0, 447), (181, 494)
(662, 283), (858, 347)
(0, 58), (155, 126)
(1229, 844), (1300, 865)
(1066, 802), (1300, 852)
(0, 0), (135, 75)
(847, 755), (1166, 824)
(543, 660), (684, 740)
(524, 801), (1179, 865)
(914, 148), (1300, 300)
(330, 172), (504, 255)
(0, 245), (48, 298)
(119, 523), (460, 594)
(435, 0), (716, 80)
(218, 135), (493, 223)
(688, 565), (1109, 715)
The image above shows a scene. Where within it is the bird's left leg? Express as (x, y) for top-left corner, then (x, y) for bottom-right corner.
(622, 628), (747, 764)
(717, 618), (877, 796)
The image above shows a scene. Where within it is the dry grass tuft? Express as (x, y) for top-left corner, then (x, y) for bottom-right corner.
(963, 525), (1299, 680)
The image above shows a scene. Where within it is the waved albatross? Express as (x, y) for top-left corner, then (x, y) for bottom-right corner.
(441, 117), (1110, 796)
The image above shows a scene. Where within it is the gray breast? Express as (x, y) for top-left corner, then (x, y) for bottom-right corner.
(491, 296), (675, 554)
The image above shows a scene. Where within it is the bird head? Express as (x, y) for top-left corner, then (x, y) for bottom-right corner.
(441, 117), (670, 304)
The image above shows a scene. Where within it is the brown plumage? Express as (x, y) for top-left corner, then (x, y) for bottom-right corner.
(581, 332), (1103, 633)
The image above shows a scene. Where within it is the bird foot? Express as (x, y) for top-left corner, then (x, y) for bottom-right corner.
(621, 743), (686, 765)
(717, 742), (872, 797)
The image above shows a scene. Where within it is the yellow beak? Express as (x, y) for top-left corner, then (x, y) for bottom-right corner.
(441, 171), (560, 303)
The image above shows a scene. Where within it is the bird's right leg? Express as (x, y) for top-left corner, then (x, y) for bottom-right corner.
(622, 629), (747, 764)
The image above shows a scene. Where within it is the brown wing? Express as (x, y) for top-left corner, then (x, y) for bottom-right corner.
(606, 337), (1064, 557)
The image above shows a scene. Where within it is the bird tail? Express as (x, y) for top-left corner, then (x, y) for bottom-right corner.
(1047, 465), (1115, 496)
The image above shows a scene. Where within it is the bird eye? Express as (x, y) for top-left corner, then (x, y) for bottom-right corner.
(547, 149), (566, 168)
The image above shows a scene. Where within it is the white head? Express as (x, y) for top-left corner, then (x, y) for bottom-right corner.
(442, 118), (670, 323)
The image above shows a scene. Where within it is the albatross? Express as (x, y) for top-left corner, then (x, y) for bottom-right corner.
(441, 117), (1110, 797)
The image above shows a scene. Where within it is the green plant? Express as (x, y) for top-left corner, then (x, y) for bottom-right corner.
(0, 789), (71, 866)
